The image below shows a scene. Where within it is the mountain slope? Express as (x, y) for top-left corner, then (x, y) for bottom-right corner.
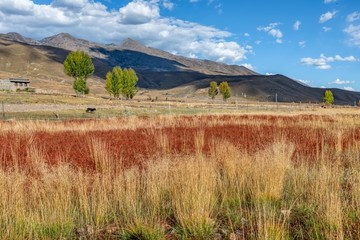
(0, 32), (358, 105)
(36, 33), (256, 76)
(186, 74), (359, 105)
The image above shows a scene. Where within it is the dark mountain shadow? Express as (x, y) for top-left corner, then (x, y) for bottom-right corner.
(89, 47), (186, 71)
(179, 74), (360, 105)
(34, 43), (192, 87)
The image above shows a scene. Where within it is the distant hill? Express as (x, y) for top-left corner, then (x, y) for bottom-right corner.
(0, 32), (358, 104)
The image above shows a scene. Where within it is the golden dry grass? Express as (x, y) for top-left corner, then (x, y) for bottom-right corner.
(0, 113), (360, 239)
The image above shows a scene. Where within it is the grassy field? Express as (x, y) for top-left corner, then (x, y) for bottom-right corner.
(1, 111), (360, 239)
(0, 91), (337, 120)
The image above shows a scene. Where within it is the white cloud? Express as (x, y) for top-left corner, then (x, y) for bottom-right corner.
(257, 23), (283, 44)
(347, 12), (360, 22)
(245, 45), (253, 51)
(344, 24), (360, 47)
(162, 0), (174, 10)
(293, 20), (301, 30)
(241, 63), (255, 71)
(0, 0), (35, 16)
(331, 79), (351, 85)
(301, 54), (357, 70)
(189, 0), (200, 2)
(244, 32), (250, 37)
(324, 0), (337, 3)
(319, 11), (337, 23)
(297, 79), (311, 86)
(185, 40), (247, 62)
(255, 40), (261, 45)
(323, 27), (332, 32)
(298, 41), (306, 48)
(119, 0), (160, 24)
(52, 0), (87, 9)
(334, 55), (357, 61)
(0, 0), (249, 64)
(265, 73), (275, 76)
(344, 87), (354, 91)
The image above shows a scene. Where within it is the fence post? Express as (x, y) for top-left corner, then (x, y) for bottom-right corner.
(2, 101), (4, 120)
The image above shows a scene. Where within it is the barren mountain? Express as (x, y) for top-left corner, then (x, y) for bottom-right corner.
(0, 32), (358, 104)
(0, 32), (39, 45)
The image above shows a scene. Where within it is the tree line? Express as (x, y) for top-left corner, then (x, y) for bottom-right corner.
(208, 81), (231, 101)
(63, 50), (338, 106)
(63, 50), (138, 98)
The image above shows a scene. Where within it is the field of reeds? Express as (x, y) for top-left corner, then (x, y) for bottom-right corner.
(1, 113), (360, 239)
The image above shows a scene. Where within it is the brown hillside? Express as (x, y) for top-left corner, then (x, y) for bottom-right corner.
(0, 32), (359, 105)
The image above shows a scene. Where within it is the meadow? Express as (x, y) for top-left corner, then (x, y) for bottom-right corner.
(1, 112), (360, 239)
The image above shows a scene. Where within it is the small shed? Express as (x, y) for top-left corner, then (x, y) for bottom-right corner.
(0, 78), (30, 91)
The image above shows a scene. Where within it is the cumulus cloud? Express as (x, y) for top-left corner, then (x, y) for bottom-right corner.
(319, 11), (337, 23)
(323, 27), (332, 32)
(241, 63), (255, 71)
(0, 0), (249, 64)
(119, 0), (160, 24)
(324, 0), (337, 3)
(344, 24), (360, 47)
(52, 0), (87, 9)
(0, 0), (35, 16)
(244, 33), (250, 37)
(162, 0), (174, 10)
(301, 54), (357, 70)
(183, 39), (247, 62)
(331, 79), (351, 85)
(257, 23), (283, 44)
(293, 20), (301, 31)
(343, 87), (354, 91)
(347, 12), (360, 22)
(297, 79), (310, 86)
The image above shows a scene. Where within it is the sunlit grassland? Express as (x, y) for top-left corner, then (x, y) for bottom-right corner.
(1, 113), (360, 239)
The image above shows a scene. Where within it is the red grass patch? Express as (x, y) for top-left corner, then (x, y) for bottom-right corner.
(0, 115), (354, 171)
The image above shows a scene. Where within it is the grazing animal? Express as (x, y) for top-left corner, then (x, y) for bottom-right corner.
(86, 108), (96, 113)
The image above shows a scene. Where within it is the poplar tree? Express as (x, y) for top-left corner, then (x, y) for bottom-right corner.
(323, 90), (334, 105)
(208, 81), (218, 100)
(219, 81), (231, 101)
(64, 51), (94, 95)
(105, 66), (123, 98)
(105, 67), (139, 99)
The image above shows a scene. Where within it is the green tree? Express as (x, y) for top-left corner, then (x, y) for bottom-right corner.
(323, 90), (334, 105)
(121, 68), (139, 99)
(64, 51), (94, 95)
(105, 66), (123, 98)
(105, 67), (139, 99)
(208, 81), (218, 100)
(219, 81), (231, 101)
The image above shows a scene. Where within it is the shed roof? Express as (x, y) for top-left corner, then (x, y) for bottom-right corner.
(9, 78), (30, 83)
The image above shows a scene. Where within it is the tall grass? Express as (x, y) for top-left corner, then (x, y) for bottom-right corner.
(0, 113), (360, 239)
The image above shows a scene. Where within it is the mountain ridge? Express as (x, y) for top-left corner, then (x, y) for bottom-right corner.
(0, 32), (358, 105)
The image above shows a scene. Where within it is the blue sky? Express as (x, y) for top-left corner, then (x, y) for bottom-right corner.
(0, 0), (359, 90)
